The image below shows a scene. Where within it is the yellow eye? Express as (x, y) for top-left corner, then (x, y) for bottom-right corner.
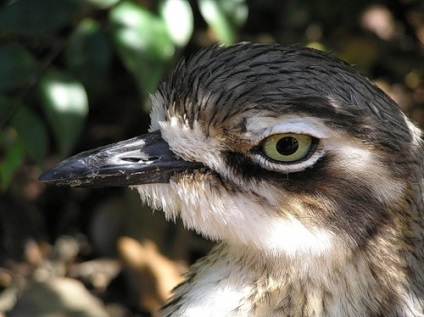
(261, 133), (314, 162)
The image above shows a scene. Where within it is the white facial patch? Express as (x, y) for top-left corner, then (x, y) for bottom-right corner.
(150, 92), (227, 171)
(135, 179), (336, 258)
(261, 215), (335, 256)
(159, 116), (226, 171)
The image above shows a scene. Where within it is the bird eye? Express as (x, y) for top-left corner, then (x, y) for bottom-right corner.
(261, 133), (314, 163)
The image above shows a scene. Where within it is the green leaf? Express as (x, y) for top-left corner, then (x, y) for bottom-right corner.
(198, 0), (248, 44)
(0, 43), (38, 92)
(109, 1), (175, 98)
(10, 106), (48, 164)
(0, 128), (25, 191)
(65, 18), (112, 98)
(0, 95), (48, 188)
(38, 69), (88, 157)
(0, 0), (80, 36)
(160, 0), (194, 47)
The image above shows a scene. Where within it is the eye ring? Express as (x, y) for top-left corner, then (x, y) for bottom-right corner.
(260, 133), (317, 163)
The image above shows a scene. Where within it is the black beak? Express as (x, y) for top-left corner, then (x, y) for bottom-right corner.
(39, 131), (204, 187)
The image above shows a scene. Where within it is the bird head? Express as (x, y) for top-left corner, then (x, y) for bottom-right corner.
(40, 43), (423, 259)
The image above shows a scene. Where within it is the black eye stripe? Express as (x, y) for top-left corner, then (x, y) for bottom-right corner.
(223, 148), (326, 182)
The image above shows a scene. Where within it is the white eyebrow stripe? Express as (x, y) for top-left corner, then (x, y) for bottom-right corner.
(269, 121), (328, 138)
(244, 116), (338, 142)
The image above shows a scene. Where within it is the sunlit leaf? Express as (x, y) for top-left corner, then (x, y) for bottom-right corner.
(11, 107), (48, 164)
(306, 42), (327, 51)
(0, 128), (25, 191)
(80, 0), (120, 9)
(0, 0), (80, 36)
(109, 1), (175, 99)
(66, 18), (112, 98)
(38, 69), (88, 157)
(0, 43), (38, 92)
(160, 0), (194, 47)
(198, 0), (248, 44)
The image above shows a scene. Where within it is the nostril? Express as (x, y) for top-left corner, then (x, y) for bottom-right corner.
(122, 156), (159, 163)
(122, 157), (141, 163)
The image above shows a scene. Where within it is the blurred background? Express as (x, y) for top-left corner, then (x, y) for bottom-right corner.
(0, 0), (423, 316)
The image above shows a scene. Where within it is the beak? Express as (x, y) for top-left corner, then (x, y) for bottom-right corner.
(39, 131), (204, 187)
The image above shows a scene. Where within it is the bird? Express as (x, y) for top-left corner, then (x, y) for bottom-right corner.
(39, 42), (424, 316)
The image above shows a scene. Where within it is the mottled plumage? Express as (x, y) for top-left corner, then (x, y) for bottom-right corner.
(40, 43), (424, 316)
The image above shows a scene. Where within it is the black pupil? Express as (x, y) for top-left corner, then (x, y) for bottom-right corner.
(276, 137), (299, 156)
